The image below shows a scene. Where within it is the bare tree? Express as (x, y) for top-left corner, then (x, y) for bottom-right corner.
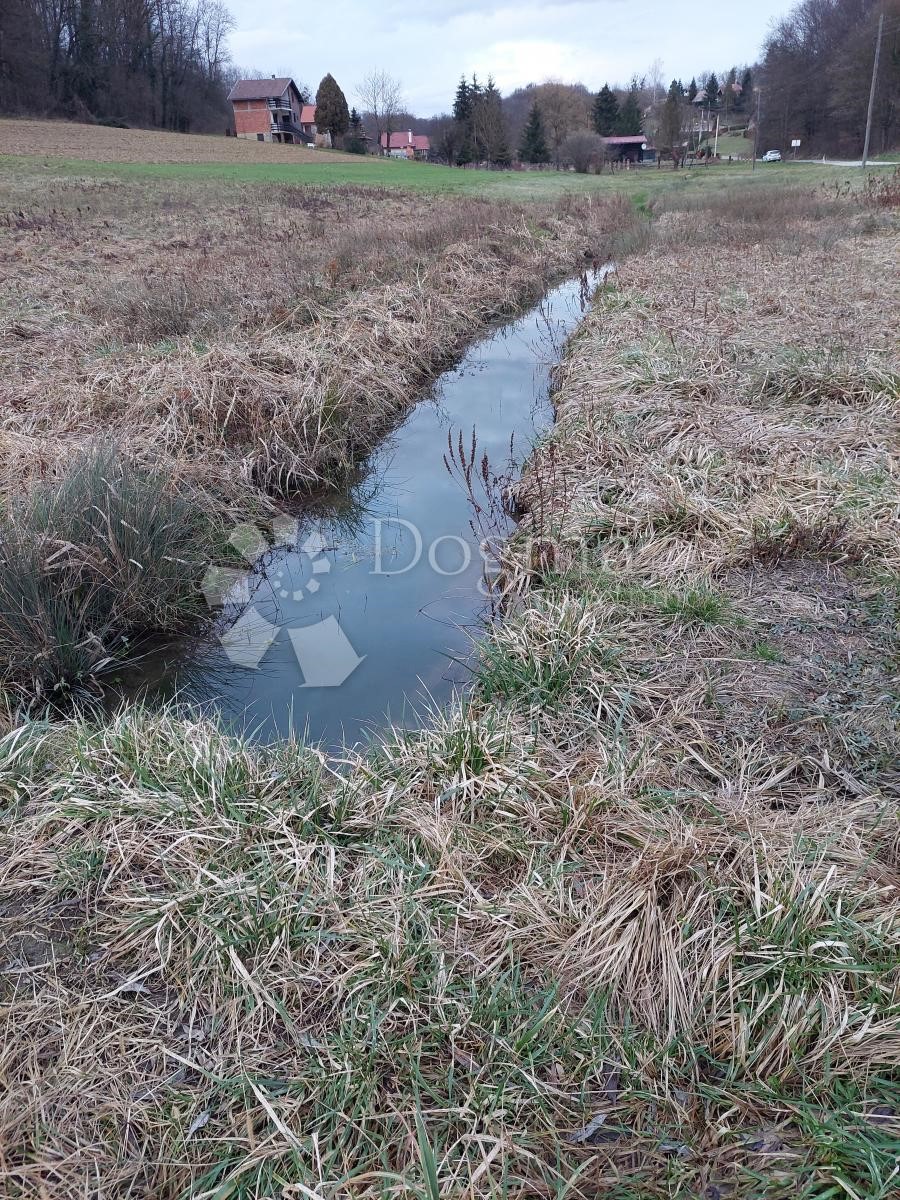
(430, 114), (464, 164)
(646, 58), (665, 107)
(561, 130), (604, 173)
(357, 68), (404, 155)
(1, 0), (236, 131)
(536, 80), (591, 169)
(658, 79), (688, 168)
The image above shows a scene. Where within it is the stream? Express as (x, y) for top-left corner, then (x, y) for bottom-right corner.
(118, 271), (600, 748)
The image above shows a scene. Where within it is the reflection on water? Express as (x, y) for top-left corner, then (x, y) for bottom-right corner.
(116, 272), (602, 748)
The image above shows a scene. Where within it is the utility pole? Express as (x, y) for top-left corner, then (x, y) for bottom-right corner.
(752, 87), (761, 171)
(862, 11), (884, 168)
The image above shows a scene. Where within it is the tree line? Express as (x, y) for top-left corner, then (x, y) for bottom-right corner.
(0, 0), (234, 132)
(4, 0), (894, 159)
(759, 0), (900, 156)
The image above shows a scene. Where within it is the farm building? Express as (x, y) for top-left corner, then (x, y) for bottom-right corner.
(604, 134), (655, 163)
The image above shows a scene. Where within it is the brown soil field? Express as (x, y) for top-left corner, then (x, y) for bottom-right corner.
(0, 116), (353, 164)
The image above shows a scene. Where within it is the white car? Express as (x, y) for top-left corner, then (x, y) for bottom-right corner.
(761, 149), (782, 162)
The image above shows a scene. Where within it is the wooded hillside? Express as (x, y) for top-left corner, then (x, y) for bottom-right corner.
(0, 0), (233, 132)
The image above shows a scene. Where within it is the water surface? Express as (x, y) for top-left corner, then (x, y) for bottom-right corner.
(121, 273), (598, 747)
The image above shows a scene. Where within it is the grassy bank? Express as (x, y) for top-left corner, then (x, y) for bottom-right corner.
(0, 179), (897, 1196)
(0, 176), (634, 506)
(0, 445), (225, 699)
(0, 167), (640, 694)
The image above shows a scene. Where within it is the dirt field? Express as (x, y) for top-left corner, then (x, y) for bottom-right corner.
(0, 117), (350, 164)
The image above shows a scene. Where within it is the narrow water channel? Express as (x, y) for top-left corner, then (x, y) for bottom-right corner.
(120, 272), (600, 748)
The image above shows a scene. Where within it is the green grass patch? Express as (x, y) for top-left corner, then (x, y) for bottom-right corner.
(0, 443), (218, 699)
(0, 153), (865, 200)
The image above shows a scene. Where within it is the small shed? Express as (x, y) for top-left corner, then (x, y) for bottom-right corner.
(604, 135), (654, 163)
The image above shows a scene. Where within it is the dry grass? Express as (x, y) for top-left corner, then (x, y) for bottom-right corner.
(0, 117), (349, 164)
(0, 443), (222, 699)
(0, 176), (630, 509)
(0, 185), (898, 1197)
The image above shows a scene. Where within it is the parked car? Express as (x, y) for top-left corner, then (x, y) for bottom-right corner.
(761, 149), (782, 162)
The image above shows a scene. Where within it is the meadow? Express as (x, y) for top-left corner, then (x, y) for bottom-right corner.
(0, 115), (859, 199)
(0, 128), (898, 1198)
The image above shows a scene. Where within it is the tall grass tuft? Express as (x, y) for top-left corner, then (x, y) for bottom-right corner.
(0, 444), (214, 698)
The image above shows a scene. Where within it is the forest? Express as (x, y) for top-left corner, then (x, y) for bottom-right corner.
(0, 0), (234, 132)
(759, 0), (900, 156)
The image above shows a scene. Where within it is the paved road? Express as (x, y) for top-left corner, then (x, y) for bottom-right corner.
(792, 158), (899, 167)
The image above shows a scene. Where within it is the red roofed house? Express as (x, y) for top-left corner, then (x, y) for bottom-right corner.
(228, 77), (317, 145)
(380, 131), (430, 160)
(298, 104), (319, 142)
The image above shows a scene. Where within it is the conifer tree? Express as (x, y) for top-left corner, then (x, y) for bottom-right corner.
(452, 75), (472, 125)
(518, 103), (549, 164)
(705, 71), (720, 107)
(315, 73), (350, 143)
(345, 106), (365, 153)
(592, 83), (619, 136)
(478, 76), (510, 165)
(616, 85), (642, 135)
(738, 67), (752, 109)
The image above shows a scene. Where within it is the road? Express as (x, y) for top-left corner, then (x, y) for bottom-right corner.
(792, 158), (899, 167)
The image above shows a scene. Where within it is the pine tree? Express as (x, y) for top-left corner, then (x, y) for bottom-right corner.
(518, 103), (549, 164)
(616, 86), (642, 135)
(477, 77), (510, 166)
(592, 83), (619, 136)
(688, 77), (698, 102)
(452, 76), (471, 124)
(454, 74), (498, 164)
(705, 71), (720, 107)
(315, 73), (350, 143)
(345, 107), (365, 154)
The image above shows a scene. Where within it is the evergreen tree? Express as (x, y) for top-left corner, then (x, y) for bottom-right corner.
(688, 77), (698, 102)
(738, 67), (752, 110)
(518, 103), (549, 163)
(315, 73), (350, 142)
(345, 106), (366, 154)
(616, 85), (642, 134)
(705, 71), (720, 107)
(452, 75), (472, 124)
(592, 83), (619, 136)
(477, 76), (510, 165)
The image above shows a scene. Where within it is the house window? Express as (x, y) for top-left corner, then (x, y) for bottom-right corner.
(257, 133), (264, 141)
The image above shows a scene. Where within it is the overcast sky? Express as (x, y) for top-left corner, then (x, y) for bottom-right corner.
(226, 0), (789, 115)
